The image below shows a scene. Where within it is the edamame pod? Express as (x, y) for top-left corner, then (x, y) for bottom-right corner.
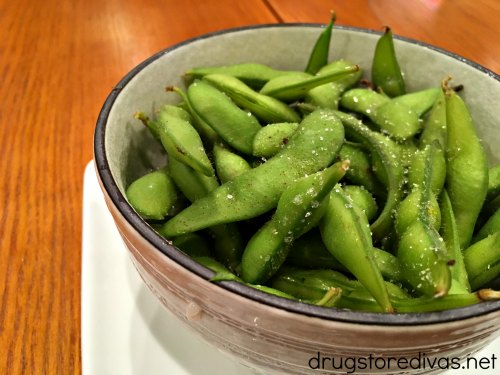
(333, 110), (405, 241)
(305, 12), (335, 75)
(473, 208), (500, 243)
(338, 142), (385, 197)
(156, 109), (214, 176)
(440, 190), (470, 292)
(126, 167), (179, 220)
(213, 143), (252, 183)
(240, 161), (349, 284)
(185, 63), (303, 89)
(444, 81), (489, 249)
(161, 108), (345, 236)
(187, 80), (262, 154)
(165, 157), (243, 271)
(419, 89), (447, 148)
(371, 26), (406, 97)
(341, 87), (439, 140)
(305, 59), (363, 109)
(336, 289), (500, 313)
(202, 74), (301, 123)
(464, 231), (500, 290)
(260, 64), (360, 102)
(252, 122), (299, 158)
(167, 86), (219, 145)
(320, 185), (393, 312)
(343, 185), (378, 223)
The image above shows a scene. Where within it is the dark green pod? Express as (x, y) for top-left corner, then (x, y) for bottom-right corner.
(371, 26), (406, 97)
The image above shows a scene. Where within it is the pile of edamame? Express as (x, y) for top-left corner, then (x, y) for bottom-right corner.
(127, 16), (500, 313)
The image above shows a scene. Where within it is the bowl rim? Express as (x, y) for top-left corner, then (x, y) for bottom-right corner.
(94, 23), (500, 326)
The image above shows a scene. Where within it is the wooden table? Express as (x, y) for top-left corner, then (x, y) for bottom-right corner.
(1, 0), (499, 373)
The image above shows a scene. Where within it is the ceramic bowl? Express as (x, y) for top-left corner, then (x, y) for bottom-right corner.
(94, 24), (500, 374)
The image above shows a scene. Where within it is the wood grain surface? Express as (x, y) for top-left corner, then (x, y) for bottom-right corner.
(0, 0), (498, 373)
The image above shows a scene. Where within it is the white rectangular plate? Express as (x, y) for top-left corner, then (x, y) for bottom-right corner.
(81, 161), (499, 375)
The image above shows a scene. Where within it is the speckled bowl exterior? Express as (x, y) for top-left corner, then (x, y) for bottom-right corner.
(94, 25), (500, 374)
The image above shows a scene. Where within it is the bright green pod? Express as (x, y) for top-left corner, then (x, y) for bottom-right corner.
(444, 84), (489, 249)
(185, 63), (303, 89)
(440, 190), (471, 292)
(305, 59), (363, 109)
(464, 231), (500, 290)
(167, 157), (219, 203)
(305, 12), (335, 75)
(156, 110), (214, 177)
(391, 88), (440, 117)
(343, 185), (378, 223)
(240, 161), (349, 284)
(165, 157), (243, 271)
(371, 26), (406, 97)
(397, 140), (451, 297)
(213, 143), (252, 184)
(397, 220), (451, 297)
(395, 189), (441, 235)
(202, 74), (301, 123)
(252, 122), (299, 158)
(419, 90), (447, 148)
(187, 80), (262, 155)
(338, 142), (385, 197)
(407, 141), (446, 196)
(336, 290), (500, 313)
(341, 87), (439, 141)
(260, 64), (360, 102)
(168, 86), (219, 145)
(333, 110), (405, 242)
(126, 167), (179, 220)
(320, 185), (393, 312)
(161, 108), (345, 236)
(473, 208), (500, 243)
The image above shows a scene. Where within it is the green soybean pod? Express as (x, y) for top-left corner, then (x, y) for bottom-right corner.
(260, 64), (360, 102)
(202, 74), (301, 123)
(252, 122), (299, 158)
(444, 82), (489, 249)
(371, 26), (406, 97)
(336, 290), (500, 313)
(338, 142), (385, 198)
(187, 80), (262, 155)
(167, 86), (220, 146)
(440, 190), (471, 292)
(333, 110), (405, 242)
(213, 143), (252, 183)
(240, 161), (348, 284)
(165, 157), (243, 271)
(305, 59), (363, 109)
(343, 185), (378, 223)
(464, 231), (500, 290)
(161, 108), (345, 237)
(473, 208), (500, 243)
(305, 12), (335, 75)
(185, 63), (304, 90)
(419, 89), (447, 148)
(156, 109), (214, 177)
(126, 167), (179, 220)
(320, 185), (394, 313)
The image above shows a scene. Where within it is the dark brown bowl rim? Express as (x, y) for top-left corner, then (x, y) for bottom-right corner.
(94, 23), (500, 326)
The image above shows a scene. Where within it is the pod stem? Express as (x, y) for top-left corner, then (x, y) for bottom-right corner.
(477, 289), (500, 301)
